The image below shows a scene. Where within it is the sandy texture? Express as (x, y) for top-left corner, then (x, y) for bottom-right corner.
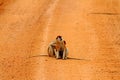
(0, 0), (120, 80)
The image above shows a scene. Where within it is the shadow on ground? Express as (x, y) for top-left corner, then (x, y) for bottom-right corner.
(28, 55), (90, 61)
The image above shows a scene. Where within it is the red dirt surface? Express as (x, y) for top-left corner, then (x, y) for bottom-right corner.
(0, 0), (120, 80)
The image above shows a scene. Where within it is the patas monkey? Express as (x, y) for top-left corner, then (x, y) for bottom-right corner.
(48, 36), (68, 59)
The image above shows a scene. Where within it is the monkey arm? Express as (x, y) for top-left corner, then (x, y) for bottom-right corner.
(49, 41), (57, 47)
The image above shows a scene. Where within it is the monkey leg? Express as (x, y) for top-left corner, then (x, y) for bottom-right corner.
(54, 49), (60, 59)
(62, 50), (66, 59)
(65, 48), (68, 58)
(62, 48), (68, 59)
(48, 45), (55, 57)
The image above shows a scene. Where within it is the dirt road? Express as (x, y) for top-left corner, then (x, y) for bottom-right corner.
(0, 0), (120, 80)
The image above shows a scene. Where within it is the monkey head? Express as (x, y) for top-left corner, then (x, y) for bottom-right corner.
(56, 35), (62, 41)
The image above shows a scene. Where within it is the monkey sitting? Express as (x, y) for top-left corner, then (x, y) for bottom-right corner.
(48, 36), (68, 59)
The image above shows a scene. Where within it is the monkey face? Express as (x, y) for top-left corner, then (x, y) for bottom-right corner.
(56, 36), (62, 41)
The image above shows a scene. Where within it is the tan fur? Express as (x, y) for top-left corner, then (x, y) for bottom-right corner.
(48, 36), (68, 59)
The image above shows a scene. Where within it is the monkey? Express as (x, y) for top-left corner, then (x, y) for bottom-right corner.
(47, 36), (68, 59)
(54, 40), (68, 59)
(47, 36), (62, 57)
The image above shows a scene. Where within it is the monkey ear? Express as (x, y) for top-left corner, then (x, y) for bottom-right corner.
(56, 37), (57, 39)
(56, 36), (58, 39)
(64, 41), (66, 45)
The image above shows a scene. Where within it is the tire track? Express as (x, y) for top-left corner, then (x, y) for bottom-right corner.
(36, 0), (59, 80)
(40, 0), (59, 55)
